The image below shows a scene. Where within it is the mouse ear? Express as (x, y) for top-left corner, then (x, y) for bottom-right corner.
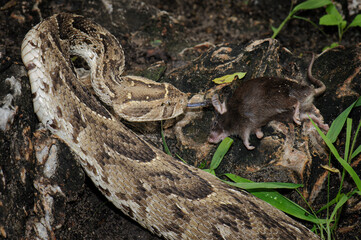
(212, 94), (227, 114)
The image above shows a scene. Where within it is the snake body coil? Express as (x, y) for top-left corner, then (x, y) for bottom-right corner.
(21, 13), (318, 239)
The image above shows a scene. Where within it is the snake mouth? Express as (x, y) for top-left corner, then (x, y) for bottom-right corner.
(187, 102), (208, 108)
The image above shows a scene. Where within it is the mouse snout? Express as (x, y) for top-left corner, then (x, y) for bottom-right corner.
(208, 130), (229, 144)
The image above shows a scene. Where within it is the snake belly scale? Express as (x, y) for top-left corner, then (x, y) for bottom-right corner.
(21, 13), (318, 239)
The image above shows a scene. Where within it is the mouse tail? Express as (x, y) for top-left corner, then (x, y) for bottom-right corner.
(308, 53), (326, 96)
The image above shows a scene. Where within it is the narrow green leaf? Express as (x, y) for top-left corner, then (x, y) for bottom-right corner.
(316, 195), (338, 213)
(329, 194), (349, 221)
(356, 97), (361, 107)
(175, 153), (188, 165)
(351, 145), (361, 160)
(225, 181), (302, 190)
(293, 0), (331, 13)
(224, 174), (326, 224)
(318, 189), (359, 214)
(310, 118), (361, 191)
(225, 173), (250, 183)
(212, 72), (246, 84)
(210, 137), (233, 170)
(311, 119), (342, 159)
(344, 118), (352, 162)
(327, 97), (361, 142)
(350, 120), (361, 160)
(349, 14), (361, 27)
(336, 157), (361, 192)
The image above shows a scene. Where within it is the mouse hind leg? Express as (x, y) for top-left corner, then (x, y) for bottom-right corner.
(255, 128), (264, 139)
(242, 127), (265, 150)
(240, 127), (255, 150)
(300, 111), (329, 130)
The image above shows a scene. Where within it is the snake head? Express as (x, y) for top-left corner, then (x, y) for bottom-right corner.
(113, 75), (188, 122)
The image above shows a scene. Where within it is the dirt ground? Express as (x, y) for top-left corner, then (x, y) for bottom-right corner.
(1, 0), (361, 239)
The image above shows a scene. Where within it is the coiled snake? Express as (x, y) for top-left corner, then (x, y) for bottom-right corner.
(21, 13), (318, 239)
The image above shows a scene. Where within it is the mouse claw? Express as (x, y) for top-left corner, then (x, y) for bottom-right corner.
(293, 115), (302, 125)
(242, 131), (255, 150)
(320, 123), (329, 131)
(243, 140), (255, 150)
(246, 145), (255, 150)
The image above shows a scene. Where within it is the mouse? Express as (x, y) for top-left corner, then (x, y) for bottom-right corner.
(208, 54), (329, 150)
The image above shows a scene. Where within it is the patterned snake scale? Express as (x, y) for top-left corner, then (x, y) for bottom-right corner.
(21, 13), (319, 239)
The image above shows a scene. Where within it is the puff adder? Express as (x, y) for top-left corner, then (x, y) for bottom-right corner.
(21, 13), (318, 239)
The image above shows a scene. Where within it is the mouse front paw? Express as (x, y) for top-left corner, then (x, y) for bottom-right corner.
(246, 145), (255, 150)
(255, 128), (264, 139)
(293, 102), (302, 125)
(319, 123), (329, 131)
(243, 140), (255, 150)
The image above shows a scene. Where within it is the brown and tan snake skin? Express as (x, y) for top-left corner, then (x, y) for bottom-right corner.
(21, 13), (319, 239)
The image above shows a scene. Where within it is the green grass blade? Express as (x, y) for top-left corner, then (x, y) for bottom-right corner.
(225, 173), (251, 183)
(327, 97), (361, 142)
(311, 118), (361, 191)
(311, 118), (342, 159)
(224, 174), (326, 224)
(336, 158), (361, 192)
(350, 120), (361, 160)
(224, 181), (303, 190)
(344, 118), (352, 161)
(316, 195), (340, 213)
(210, 137), (233, 170)
(329, 194), (348, 222)
(175, 153), (188, 165)
(351, 145), (361, 160)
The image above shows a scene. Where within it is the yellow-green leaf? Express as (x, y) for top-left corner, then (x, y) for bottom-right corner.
(321, 164), (340, 173)
(212, 72), (246, 84)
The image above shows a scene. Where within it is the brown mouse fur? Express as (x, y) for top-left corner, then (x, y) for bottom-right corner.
(208, 54), (329, 150)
